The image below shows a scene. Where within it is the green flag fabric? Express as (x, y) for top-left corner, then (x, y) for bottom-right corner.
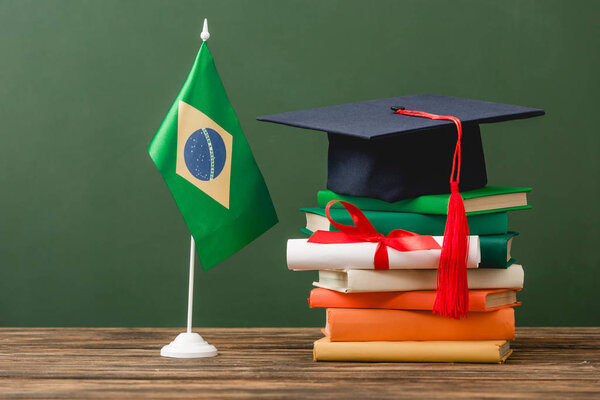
(149, 42), (278, 270)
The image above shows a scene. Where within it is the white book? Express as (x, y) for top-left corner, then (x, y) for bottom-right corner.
(313, 264), (524, 293)
(287, 236), (480, 270)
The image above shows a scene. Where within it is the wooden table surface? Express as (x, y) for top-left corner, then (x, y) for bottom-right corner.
(0, 327), (598, 399)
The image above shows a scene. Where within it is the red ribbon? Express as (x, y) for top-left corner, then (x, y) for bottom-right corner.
(307, 200), (441, 269)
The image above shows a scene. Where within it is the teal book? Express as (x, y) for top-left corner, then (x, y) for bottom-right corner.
(480, 232), (519, 268)
(317, 186), (531, 216)
(300, 223), (518, 269)
(301, 207), (508, 237)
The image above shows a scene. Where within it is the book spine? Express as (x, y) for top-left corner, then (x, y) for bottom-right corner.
(304, 208), (509, 236)
(318, 187), (531, 215)
(345, 264), (524, 292)
(313, 338), (510, 363)
(308, 288), (496, 312)
(300, 229), (515, 268)
(480, 232), (519, 268)
(326, 308), (515, 341)
(317, 190), (445, 214)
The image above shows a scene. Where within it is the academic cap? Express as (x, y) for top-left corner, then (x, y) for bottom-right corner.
(257, 94), (544, 202)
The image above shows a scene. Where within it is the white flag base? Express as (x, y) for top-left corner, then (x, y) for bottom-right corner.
(160, 332), (218, 358)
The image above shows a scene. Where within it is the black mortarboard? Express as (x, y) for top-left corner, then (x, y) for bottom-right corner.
(257, 94), (544, 202)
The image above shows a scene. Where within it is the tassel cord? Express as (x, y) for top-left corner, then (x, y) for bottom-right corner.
(394, 108), (470, 319)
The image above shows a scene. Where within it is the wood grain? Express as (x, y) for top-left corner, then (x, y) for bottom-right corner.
(0, 328), (598, 399)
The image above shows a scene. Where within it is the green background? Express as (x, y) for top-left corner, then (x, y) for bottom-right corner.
(0, 0), (598, 327)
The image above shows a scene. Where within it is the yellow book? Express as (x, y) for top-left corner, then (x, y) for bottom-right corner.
(313, 337), (512, 363)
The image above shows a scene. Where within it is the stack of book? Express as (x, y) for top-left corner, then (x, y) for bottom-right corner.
(258, 93), (543, 363)
(287, 186), (530, 363)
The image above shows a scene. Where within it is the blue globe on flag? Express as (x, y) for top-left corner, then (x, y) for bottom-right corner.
(184, 128), (227, 181)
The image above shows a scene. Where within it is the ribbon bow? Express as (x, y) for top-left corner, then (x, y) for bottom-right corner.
(307, 200), (441, 269)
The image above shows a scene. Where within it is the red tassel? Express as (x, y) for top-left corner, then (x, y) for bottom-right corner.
(432, 182), (470, 319)
(393, 108), (470, 319)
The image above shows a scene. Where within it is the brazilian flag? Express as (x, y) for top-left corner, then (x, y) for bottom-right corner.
(149, 41), (278, 269)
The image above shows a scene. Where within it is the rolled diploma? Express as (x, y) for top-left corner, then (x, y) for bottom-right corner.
(287, 236), (480, 270)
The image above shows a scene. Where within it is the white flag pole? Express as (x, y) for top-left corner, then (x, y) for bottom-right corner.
(186, 236), (196, 333)
(160, 19), (218, 359)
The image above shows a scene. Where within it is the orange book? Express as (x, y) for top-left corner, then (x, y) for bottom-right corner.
(309, 288), (520, 312)
(324, 308), (514, 341)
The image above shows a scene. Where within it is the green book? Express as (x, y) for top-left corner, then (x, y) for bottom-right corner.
(317, 186), (531, 216)
(300, 225), (518, 269)
(301, 207), (508, 236)
(480, 231), (519, 268)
